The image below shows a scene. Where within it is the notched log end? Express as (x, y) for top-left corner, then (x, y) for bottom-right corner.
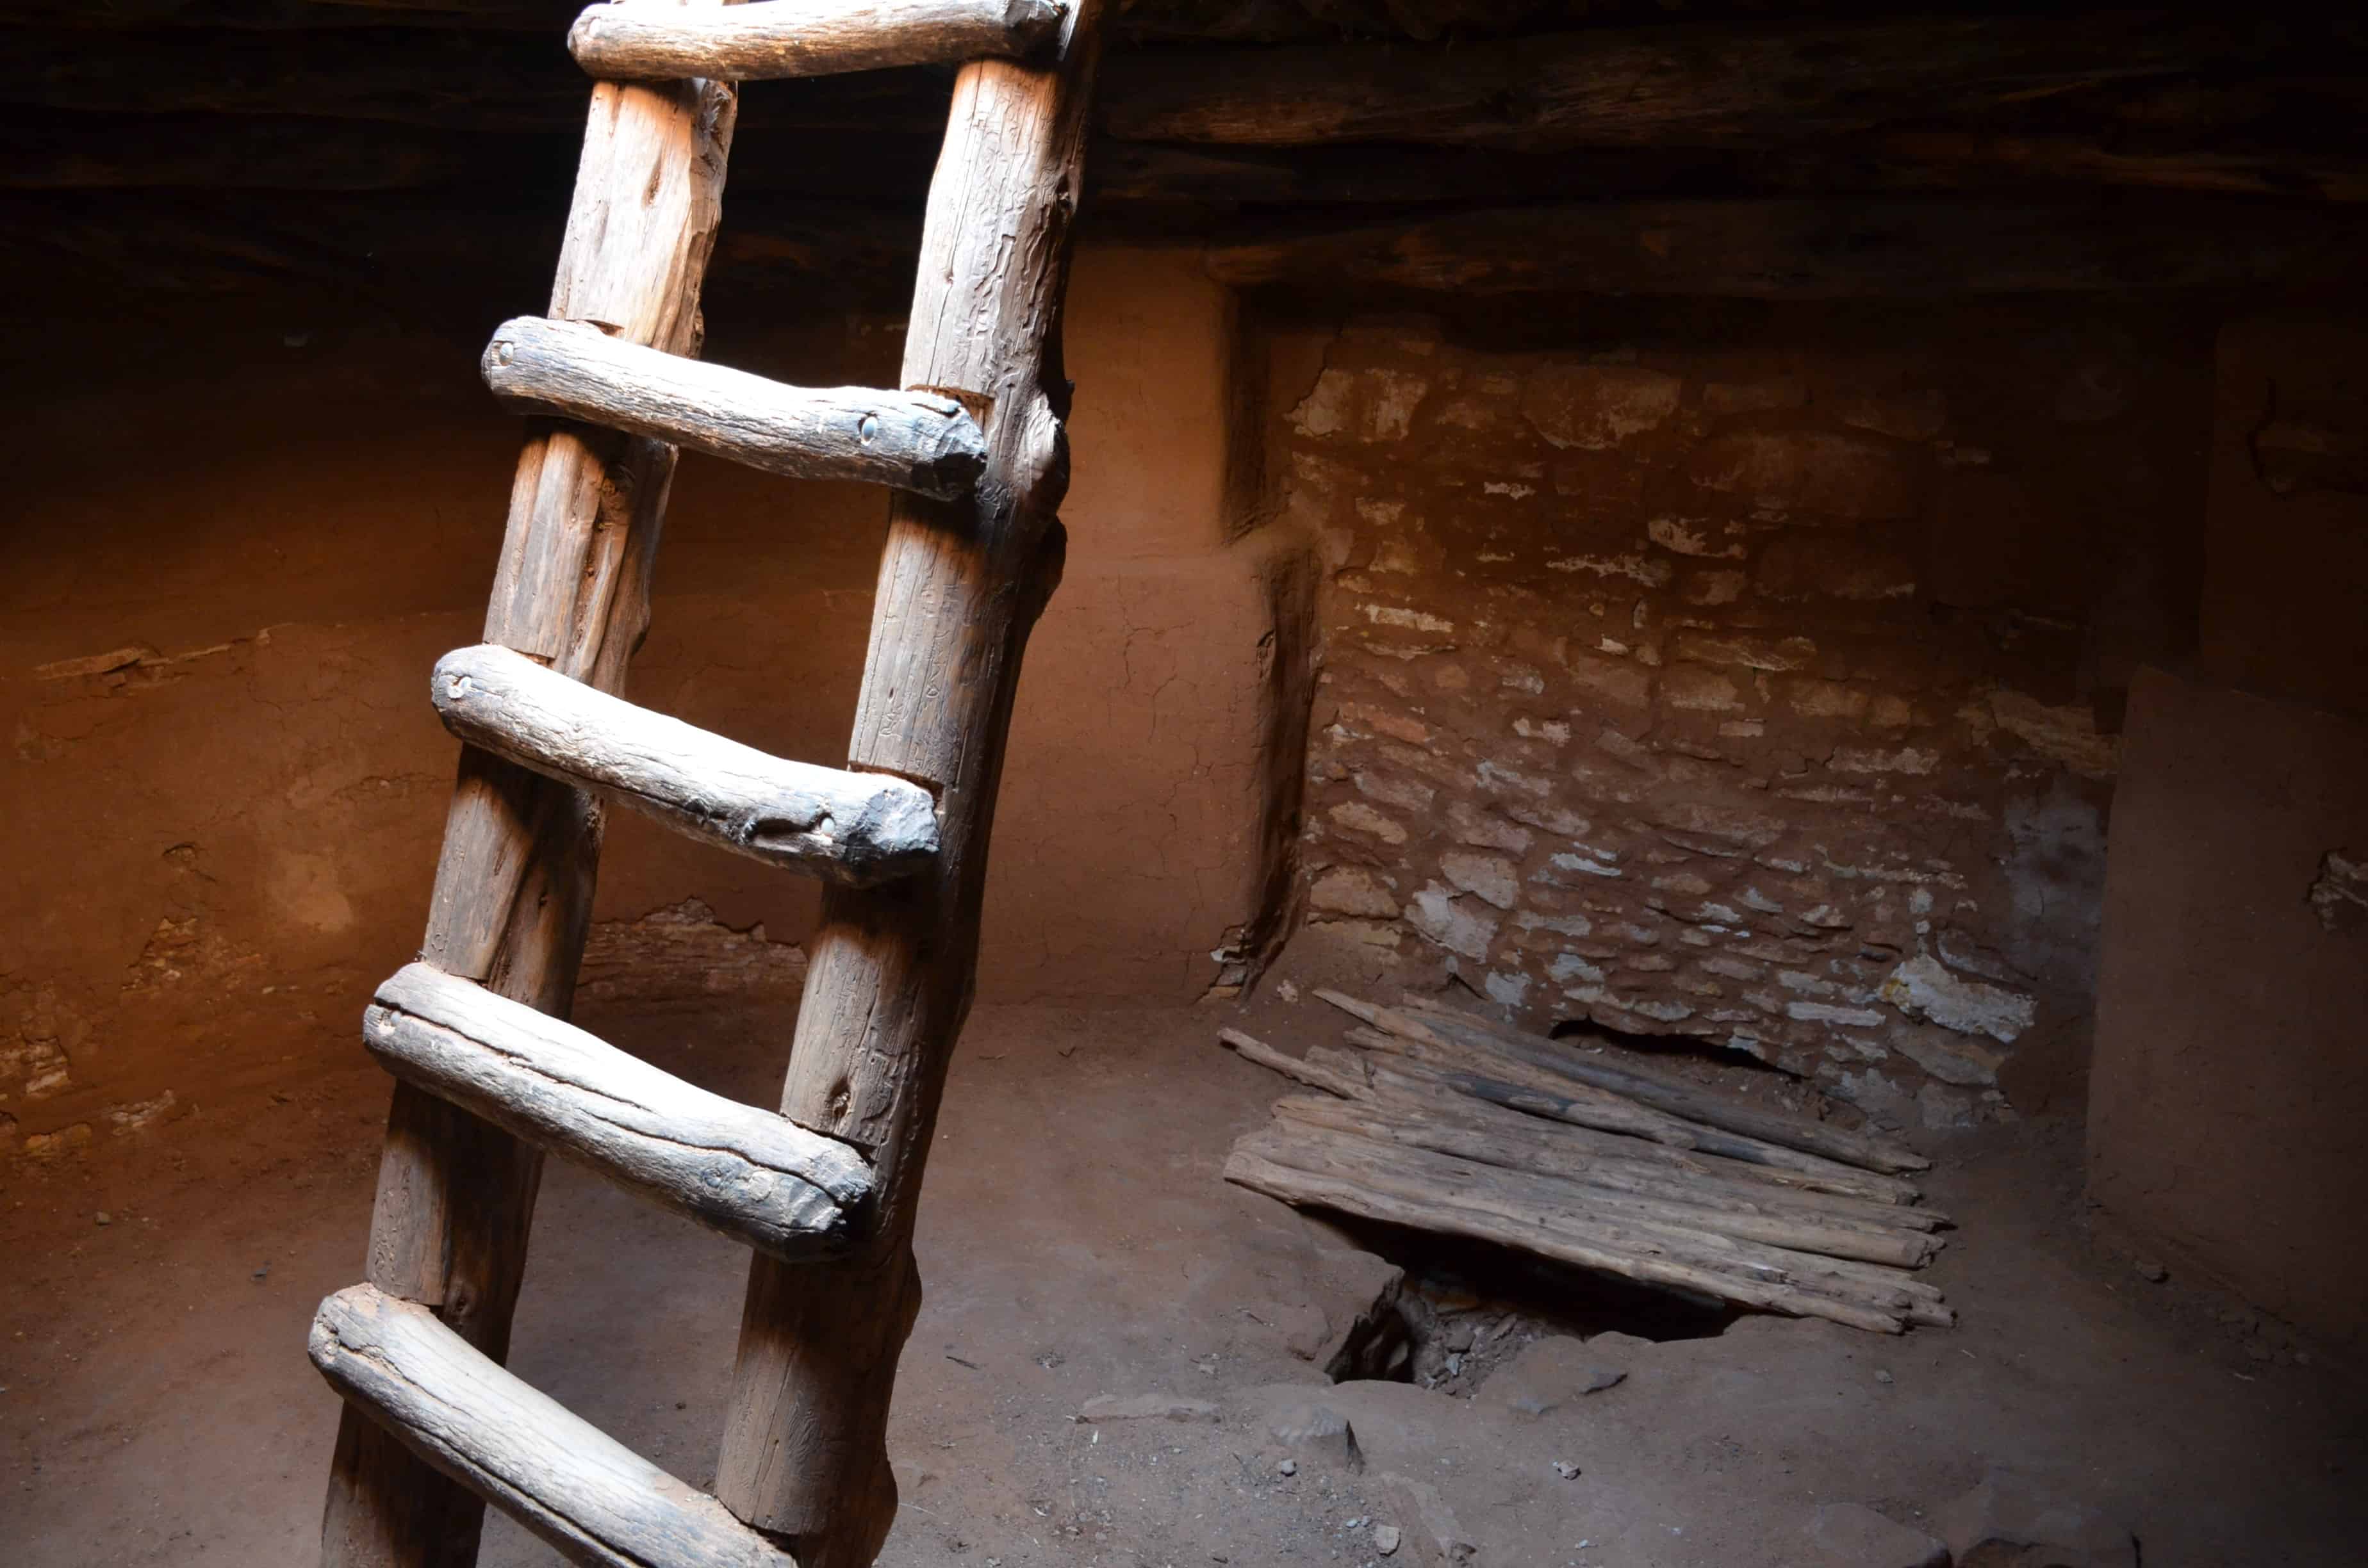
(911, 448), (991, 501)
(566, 7), (627, 79)
(1010, 0), (1070, 51)
(308, 1284), (388, 1383)
(306, 1299), (344, 1378)
(803, 777), (942, 887)
(479, 317), (532, 393)
(427, 648), (483, 731)
(902, 398), (992, 500)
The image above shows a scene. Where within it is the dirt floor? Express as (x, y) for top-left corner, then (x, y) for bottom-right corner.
(4, 987), (2363, 1567)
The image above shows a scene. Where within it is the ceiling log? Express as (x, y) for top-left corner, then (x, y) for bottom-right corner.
(1201, 196), (2368, 298)
(1100, 15), (2352, 149)
(0, 26), (948, 129)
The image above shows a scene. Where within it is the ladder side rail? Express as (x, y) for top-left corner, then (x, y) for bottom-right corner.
(321, 49), (740, 1568)
(711, 4), (1106, 1563)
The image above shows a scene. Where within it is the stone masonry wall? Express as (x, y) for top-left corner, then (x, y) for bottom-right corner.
(1280, 306), (2209, 1129)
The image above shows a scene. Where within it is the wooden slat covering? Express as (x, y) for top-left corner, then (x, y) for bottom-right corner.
(710, 2), (1106, 1563)
(429, 644), (941, 886)
(320, 24), (739, 1567)
(363, 963), (875, 1261)
(482, 317), (988, 497)
(570, 0), (1065, 82)
(311, 1285), (802, 1568)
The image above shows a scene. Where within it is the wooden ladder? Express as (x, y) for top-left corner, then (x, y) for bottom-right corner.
(309, 3), (1105, 1565)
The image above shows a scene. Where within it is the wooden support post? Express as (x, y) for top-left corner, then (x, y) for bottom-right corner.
(711, 5), (1105, 1562)
(319, 52), (737, 1568)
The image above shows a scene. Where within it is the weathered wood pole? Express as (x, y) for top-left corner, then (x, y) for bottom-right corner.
(319, 53), (737, 1568)
(711, 4), (1105, 1562)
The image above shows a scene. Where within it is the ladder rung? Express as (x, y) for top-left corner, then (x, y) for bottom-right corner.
(483, 316), (988, 500)
(432, 643), (939, 887)
(311, 1283), (798, 1568)
(365, 963), (873, 1261)
(569, 0), (1065, 83)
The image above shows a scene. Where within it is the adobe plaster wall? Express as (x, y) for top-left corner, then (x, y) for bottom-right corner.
(2086, 315), (2368, 1353)
(0, 249), (1305, 1161)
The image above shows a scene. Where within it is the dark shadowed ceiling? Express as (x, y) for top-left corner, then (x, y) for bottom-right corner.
(3, 2), (2364, 326)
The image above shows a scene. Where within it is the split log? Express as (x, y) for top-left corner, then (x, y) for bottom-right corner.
(323, 46), (737, 1568)
(363, 963), (874, 1262)
(482, 316), (989, 498)
(1395, 994), (1928, 1173)
(1342, 1021), (1689, 1139)
(1352, 1044), (1927, 1209)
(1225, 1145), (1902, 1335)
(712, 5), (1109, 1564)
(570, 0), (1065, 82)
(310, 1285), (800, 1568)
(1239, 1122), (1937, 1312)
(429, 644), (940, 887)
(1332, 1015), (1912, 1197)
(1438, 1061), (1897, 1188)
(1203, 197), (2368, 299)
(1217, 1027), (1370, 1099)
(1268, 1095), (1938, 1267)
(1340, 1072), (1945, 1228)
(1219, 1022), (1937, 1217)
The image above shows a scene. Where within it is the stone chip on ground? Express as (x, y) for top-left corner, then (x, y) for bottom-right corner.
(1939, 1467), (2138, 1568)
(1376, 1470), (1479, 1565)
(1801, 1501), (1950, 1568)
(1267, 1400), (1363, 1470)
(1476, 1334), (1627, 1419)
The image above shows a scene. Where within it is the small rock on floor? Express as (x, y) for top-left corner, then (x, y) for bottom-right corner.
(1804, 1501), (1948, 1568)
(1477, 1334), (1627, 1419)
(1268, 1401), (1362, 1470)
(1937, 1467), (2138, 1568)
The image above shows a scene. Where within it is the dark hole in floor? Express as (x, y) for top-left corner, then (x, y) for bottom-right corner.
(1311, 1214), (1741, 1395)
